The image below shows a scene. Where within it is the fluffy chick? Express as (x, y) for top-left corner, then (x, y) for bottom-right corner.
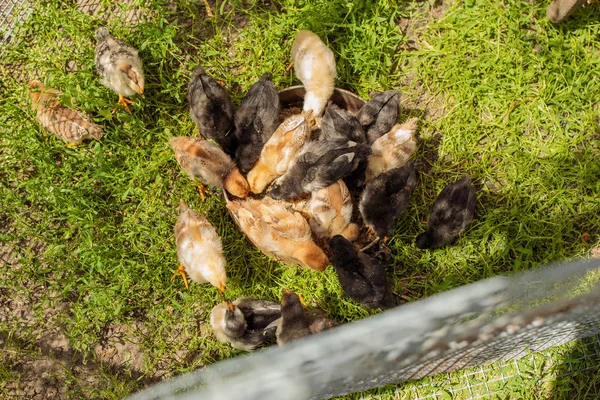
(360, 163), (418, 239)
(95, 27), (144, 113)
(319, 103), (366, 143)
(274, 290), (338, 345)
(291, 30), (336, 117)
(246, 113), (312, 194)
(188, 65), (237, 155)
(308, 180), (359, 241)
(365, 117), (418, 182)
(210, 298), (281, 352)
(28, 80), (102, 145)
(234, 73), (281, 174)
(226, 198), (329, 271)
(329, 235), (394, 309)
(268, 139), (370, 200)
(415, 176), (476, 249)
(356, 90), (400, 144)
(170, 136), (249, 199)
(174, 201), (226, 290)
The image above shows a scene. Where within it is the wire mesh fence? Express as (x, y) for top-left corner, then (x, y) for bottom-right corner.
(0, 0), (29, 49)
(127, 258), (600, 400)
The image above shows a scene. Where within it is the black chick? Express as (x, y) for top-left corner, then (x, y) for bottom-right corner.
(275, 290), (311, 345)
(268, 139), (370, 200)
(329, 235), (394, 309)
(359, 163), (418, 239)
(273, 290), (338, 345)
(210, 298), (281, 352)
(319, 103), (366, 143)
(234, 73), (281, 174)
(415, 176), (476, 249)
(188, 65), (237, 155)
(356, 90), (400, 144)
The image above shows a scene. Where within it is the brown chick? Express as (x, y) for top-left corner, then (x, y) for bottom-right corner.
(365, 117), (418, 182)
(170, 136), (249, 199)
(174, 201), (226, 291)
(227, 197), (329, 271)
(308, 180), (359, 241)
(28, 80), (103, 145)
(246, 113), (312, 194)
(291, 30), (336, 117)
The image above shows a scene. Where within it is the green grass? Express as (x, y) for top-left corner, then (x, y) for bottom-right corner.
(1, 0), (599, 398)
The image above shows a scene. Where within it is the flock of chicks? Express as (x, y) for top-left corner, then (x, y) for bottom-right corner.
(28, 28), (476, 351)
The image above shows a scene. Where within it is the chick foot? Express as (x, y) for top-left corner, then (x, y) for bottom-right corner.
(65, 142), (80, 148)
(172, 264), (189, 289)
(219, 284), (225, 301)
(117, 94), (136, 113)
(196, 182), (212, 200)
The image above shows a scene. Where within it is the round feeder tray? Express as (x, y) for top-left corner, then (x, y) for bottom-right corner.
(224, 86), (373, 263)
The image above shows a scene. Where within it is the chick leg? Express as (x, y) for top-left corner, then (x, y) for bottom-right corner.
(202, 0), (214, 17)
(65, 142), (81, 148)
(117, 94), (136, 113)
(196, 182), (211, 201)
(171, 264), (189, 289)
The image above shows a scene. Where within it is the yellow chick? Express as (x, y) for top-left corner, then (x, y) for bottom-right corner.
(246, 113), (312, 194)
(308, 180), (359, 241)
(170, 136), (250, 200)
(227, 197), (329, 271)
(365, 117), (418, 182)
(291, 30), (336, 117)
(174, 200), (226, 291)
(28, 80), (103, 146)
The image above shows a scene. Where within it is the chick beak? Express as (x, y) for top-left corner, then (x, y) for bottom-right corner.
(138, 88), (144, 98)
(286, 61), (294, 71)
(226, 300), (235, 312)
(298, 293), (307, 307)
(218, 284), (225, 301)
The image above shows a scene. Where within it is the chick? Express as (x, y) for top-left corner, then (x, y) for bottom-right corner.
(226, 198), (329, 271)
(174, 201), (226, 291)
(359, 163), (418, 240)
(291, 30), (336, 117)
(319, 103), (366, 143)
(234, 73), (281, 174)
(547, 0), (586, 23)
(308, 180), (359, 241)
(329, 235), (394, 309)
(187, 65), (237, 156)
(273, 290), (338, 345)
(365, 117), (418, 182)
(415, 176), (476, 249)
(210, 298), (281, 352)
(356, 90), (400, 144)
(246, 113), (312, 194)
(268, 139), (370, 200)
(95, 27), (144, 113)
(169, 136), (249, 199)
(28, 80), (102, 145)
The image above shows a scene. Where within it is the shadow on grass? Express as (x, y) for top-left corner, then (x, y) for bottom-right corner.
(0, 329), (160, 392)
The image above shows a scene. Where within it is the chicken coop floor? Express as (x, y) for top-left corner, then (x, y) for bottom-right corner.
(1, 0), (600, 399)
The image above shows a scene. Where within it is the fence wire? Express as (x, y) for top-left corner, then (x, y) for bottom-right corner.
(0, 0), (29, 49)
(128, 258), (600, 400)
